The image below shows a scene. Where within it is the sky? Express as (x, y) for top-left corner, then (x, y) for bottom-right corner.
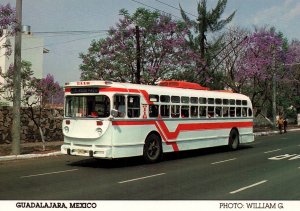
(0, 0), (300, 85)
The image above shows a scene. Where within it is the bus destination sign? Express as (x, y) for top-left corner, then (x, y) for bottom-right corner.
(71, 88), (99, 94)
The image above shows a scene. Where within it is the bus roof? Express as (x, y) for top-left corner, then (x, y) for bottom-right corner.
(65, 80), (250, 101)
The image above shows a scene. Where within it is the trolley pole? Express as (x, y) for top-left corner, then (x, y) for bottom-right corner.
(12, 0), (22, 155)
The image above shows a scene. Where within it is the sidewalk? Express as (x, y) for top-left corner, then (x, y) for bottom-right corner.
(1, 127), (300, 162)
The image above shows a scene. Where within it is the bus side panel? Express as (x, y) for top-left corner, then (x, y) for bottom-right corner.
(239, 127), (254, 144)
(158, 119), (254, 152)
(111, 123), (154, 158)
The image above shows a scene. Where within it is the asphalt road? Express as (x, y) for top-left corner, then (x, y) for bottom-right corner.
(0, 131), (299, 200)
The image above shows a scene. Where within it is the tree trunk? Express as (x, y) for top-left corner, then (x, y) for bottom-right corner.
(38, 126), (46, 151)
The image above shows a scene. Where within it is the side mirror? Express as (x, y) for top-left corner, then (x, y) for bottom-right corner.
(111, 109), (118, 118)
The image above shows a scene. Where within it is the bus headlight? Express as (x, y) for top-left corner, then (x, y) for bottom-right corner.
(96, 128), (102, 135)
(64, 126), (69, 133)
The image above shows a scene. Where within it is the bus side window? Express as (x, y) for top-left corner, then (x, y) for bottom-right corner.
(160, 105), (170, 118)
(223, 107), (229, 117)
(191, 106), (198, 117)
(181, 106), (189, 118)
(215, 107), (222, 117)
(199, 106), (207, 117)
(248, 108), (253, 117)
(236, 107), (242, 117)
(230, 107), (235, 117)
(114, 95), (126, 117)
(208, 106), (214, 118)
(171, 105), (180, 118)
(242, 107), (247, 117)
(149, 105), (159, 117)
(128, 95), (140, 118)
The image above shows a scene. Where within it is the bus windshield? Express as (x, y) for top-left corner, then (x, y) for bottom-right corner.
(65, 95), (110, 118)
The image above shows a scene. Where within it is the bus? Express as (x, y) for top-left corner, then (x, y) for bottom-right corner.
(61, 80), (254, 163)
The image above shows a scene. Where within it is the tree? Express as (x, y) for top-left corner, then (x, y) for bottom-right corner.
(80, 8), (203, 84)
(0, 3), (16, 57)
(179, 0), (235, 86)
(218, 26), (250, 92)
(235, 27), (289, 118)
(0, 61), (63, 150)
(278, 39), (300, 116)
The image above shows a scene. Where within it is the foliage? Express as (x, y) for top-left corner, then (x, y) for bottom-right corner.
(80, 8), (204, 84)
(217, 26), (250, 92)
(0, 61), (63, 150)
(278, 40), (300, 114)
(217, 25), (300, 120)
(0, 3), (16, 57)
(179, 0), (235, 87)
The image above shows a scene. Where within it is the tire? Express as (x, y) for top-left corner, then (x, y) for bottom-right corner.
(143, 133), (162, 163)
(228, 129), (239, 150)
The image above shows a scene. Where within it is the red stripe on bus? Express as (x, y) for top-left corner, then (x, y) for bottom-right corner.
(66, 86), (153, 105)
(65, 88), (71, 93)
(112, 120), (253, 151)
(154, 122), (179, 151)
(157, 121), (253, 140)
(112, 121), (156, 126)
(99, 87), (153, 104)
(99, 87), (128, 92)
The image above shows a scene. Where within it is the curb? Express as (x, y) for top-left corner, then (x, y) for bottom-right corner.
(1, 128), (300, 162)
(254, 128), (300, 136)
(0, 151), (62, 162)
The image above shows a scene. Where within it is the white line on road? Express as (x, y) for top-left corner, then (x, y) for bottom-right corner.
(118, 173), (166, 184)
(230, 180), (268, 194)
(264, 149), (282, 154)
(21, 169), (79, 178)
(211, 158), (236, 165)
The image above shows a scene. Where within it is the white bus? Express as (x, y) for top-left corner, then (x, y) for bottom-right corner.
(61, 80), (254, 163)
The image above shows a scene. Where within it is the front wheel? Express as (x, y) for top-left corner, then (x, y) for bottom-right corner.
(228, 129), (239, 150)
(143, 134), (162, 163)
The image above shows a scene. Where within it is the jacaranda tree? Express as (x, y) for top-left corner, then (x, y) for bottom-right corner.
(0, 3), (16, 57)
(80, 8), (204, 84)
(236, 27), (291, 117)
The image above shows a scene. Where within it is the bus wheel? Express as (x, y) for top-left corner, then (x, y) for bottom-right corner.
(228, 129), (239, 150)
(143, 133), (162, 163)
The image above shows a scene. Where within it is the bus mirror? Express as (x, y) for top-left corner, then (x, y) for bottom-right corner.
(111, 109), (118, 118)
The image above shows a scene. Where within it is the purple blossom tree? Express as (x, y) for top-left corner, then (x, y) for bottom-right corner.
(0, 3), (16, 57)
(279, 39), (300, 113)
(235, 27), (292, 117)
(80, 8), (204, 84)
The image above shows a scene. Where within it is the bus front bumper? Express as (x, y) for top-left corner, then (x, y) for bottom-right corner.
(61, 143), (112, 159)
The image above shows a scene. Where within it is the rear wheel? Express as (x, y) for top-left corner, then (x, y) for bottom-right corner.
(143, 133), (162, 163)
(228, 129), (239, 150)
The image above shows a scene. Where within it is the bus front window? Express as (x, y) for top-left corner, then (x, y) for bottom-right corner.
(65, 95), (110, 118)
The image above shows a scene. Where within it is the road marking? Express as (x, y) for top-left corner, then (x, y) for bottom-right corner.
(211, 158), (236, 165)
(230, 180), (268, 194)
(21, 169), (78, 178)
(264, 149), (282, 154)
(118, 173), (166, 184)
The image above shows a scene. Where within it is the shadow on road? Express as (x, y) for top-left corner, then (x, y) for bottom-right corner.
(67, 145), (253, 169)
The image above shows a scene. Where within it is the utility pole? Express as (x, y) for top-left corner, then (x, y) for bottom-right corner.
(135, 25), (141, 84)
(12, 0), (22, 155)
(272, 46), (277, 130)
